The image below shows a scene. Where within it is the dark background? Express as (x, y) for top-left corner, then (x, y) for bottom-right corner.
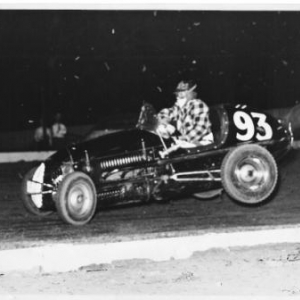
(0, 9), (299, 131)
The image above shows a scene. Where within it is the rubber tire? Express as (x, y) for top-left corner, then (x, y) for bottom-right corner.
(55, 171), (97, 226)
(221, 144), (278, 205)
(21, 167), (53, 216)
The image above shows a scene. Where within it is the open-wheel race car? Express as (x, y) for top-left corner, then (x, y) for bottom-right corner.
(21, 102), (293, 225)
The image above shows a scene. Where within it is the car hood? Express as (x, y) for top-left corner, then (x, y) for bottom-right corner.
(47, 128), (163, 164)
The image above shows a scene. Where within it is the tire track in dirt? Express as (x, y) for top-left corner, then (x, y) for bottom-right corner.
(0, 150), (299, 249)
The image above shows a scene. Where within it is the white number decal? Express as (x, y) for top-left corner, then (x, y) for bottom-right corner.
(234, 111), (255, 141)
(233, 111), (273, 141)
(251, 112), (273, 141)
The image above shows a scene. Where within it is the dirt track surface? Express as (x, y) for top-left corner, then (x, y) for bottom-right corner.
(1, 150), (300, 249)
(1, 150), (300, 296)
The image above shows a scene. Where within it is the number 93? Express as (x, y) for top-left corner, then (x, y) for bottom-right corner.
(233, 111), (273, 141)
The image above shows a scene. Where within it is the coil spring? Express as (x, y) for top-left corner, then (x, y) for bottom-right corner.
(98, 189), (124, 200)
(100, 154), (146, 170)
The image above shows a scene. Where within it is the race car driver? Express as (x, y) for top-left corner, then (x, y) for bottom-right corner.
(157, 80), (214, 150)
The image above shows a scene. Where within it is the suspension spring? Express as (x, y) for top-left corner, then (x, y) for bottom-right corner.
(99, 155), (146, 170)
(98, 188), (124, 200)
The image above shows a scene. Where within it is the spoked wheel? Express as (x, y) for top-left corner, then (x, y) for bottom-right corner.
(55, 171), (97, 226)
(221, 144), (278, 205)
(21, 166), (53, 216)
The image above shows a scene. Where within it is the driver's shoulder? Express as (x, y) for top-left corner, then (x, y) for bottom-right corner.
(186, 99), (209, 111)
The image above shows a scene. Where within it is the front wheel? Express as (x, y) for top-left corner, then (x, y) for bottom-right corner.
(221, 144), (278, 205)
(55, 171), (97, 226)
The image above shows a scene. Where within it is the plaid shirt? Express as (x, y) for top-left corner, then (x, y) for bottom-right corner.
(157, 99), (212, 144)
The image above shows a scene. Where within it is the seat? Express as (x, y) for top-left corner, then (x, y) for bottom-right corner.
(209, 106), (223, 146)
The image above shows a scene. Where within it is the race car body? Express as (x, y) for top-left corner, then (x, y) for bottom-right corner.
(21, 103), (292, 225)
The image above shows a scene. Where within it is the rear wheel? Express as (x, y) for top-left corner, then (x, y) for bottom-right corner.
(221, 144), (278, 204)
(55, 171), (97, 226)
(21, 167), (53, 216)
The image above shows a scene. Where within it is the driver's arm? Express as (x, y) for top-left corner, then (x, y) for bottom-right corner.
(157, 107), (176, 139)
(157, 107), (174, 124)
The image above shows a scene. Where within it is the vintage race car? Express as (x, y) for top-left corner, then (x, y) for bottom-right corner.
(21, 102), (293, 225)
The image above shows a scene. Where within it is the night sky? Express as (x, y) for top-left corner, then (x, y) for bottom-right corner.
(0, 9), (300, 131)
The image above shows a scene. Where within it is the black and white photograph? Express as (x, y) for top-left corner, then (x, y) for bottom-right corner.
(1, 1), (300, 298)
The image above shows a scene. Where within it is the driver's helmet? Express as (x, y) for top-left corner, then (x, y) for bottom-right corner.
(174, 80), (197, 95)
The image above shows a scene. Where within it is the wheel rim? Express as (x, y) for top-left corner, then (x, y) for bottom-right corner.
(67, 182), (94, 219)
(234, 156), (269, 192)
